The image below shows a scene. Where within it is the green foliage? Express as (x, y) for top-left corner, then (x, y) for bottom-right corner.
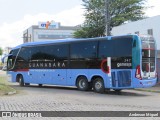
(0, 47), (2, 56)
(74, 0), (146, 38)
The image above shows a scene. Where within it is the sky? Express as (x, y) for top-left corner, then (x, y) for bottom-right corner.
(0, 0), (160, 49)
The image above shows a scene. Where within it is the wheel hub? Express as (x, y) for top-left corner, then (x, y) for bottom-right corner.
(95, 81), (102, 90)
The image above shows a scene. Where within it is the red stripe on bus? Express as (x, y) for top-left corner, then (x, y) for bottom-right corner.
(14, 69), (29, 72)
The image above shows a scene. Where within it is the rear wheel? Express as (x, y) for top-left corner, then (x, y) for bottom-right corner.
(17, 75), (24, 87)
(76, 76), (89, 91)
(93, 77), (105, 93)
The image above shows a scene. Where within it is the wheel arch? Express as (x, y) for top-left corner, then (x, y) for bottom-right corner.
(91, 75), (104, 83)
(16, 74), (23, 82)
(75, 75), (88, 86)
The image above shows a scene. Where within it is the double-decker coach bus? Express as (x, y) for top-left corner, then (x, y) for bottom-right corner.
(3, 34), (157, 93)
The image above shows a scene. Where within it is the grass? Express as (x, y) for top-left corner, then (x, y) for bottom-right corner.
(0, 75), (16, 95)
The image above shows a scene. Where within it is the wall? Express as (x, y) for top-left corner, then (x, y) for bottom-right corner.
(112, 15), (160, 50)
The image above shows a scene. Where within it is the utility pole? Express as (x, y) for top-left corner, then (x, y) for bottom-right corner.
(105, 0), (110, 36)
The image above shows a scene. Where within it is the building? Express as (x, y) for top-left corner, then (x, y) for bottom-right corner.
(112, 15), (160, 50)
(3, 47), (12, 55)
(23, 21), (79, 43)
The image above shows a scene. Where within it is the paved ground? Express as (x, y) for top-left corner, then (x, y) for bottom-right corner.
(0, 83), (160, 111)
(0, 70), (160, 119)
(0, 84), (160, 119)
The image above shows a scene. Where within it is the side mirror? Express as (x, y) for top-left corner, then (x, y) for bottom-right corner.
(1, 57), (5, 63)
(1, 54), (12, 63)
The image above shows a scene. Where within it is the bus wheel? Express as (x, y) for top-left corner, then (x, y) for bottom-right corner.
(18, 75), (24, 87)
(93, 77), (105, 93)
(77, 76), (88, 91)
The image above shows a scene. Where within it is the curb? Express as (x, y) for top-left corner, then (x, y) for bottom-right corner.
(5, 90), (17, 95)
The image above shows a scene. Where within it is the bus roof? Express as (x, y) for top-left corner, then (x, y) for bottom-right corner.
(12, 34), (137, 50)
(13, 37), (107, 50)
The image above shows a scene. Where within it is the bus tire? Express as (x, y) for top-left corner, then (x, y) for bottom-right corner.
(76, 76), (89, 91)
(93, 77), (105, 93)
(18, 75), (24, 87)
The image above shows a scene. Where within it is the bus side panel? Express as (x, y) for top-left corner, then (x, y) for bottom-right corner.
(7, 71), (17, 82)
(66, 69), (110, 88)
(67, 69), (89, 86)
(26, 69), (67, 85)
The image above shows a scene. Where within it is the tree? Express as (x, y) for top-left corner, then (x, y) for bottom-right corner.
(0, 47), (2, 56)
(74, 0), (146, 38)
(0, 47), (3, 65)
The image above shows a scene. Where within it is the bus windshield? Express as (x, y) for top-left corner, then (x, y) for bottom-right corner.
(141, 36), (156, 79)
(7, 49), (19, 70)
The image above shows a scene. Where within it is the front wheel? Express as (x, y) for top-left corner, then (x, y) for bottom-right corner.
(76, 76), (89, 91)
(18, 75), (24, 87)
(93, 78), (105, 93)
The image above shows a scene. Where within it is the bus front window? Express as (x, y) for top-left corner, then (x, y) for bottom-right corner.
(7, 49), (19, 70)
(7, 55), (13, 70)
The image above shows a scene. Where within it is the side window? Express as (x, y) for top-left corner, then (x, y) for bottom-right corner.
(111, 36), (133, 57)
(113, 39), (132, 57)
(99, 40), (114, 59)
(70, 41), (98, 59)
(16, 48), (30, 69)
(44, 44), (69, 61)
(17, 47), (30, 62)
(30, 46), (45, 60)
(30, 44), (69, 61)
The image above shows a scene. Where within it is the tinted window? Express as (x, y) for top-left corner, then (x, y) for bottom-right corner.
(16, 44), (69, 69)
(99, 39), (133, 58)
(70, 41), (99, 69)
(99, 40), (114, 58)
(70, 41), (98, 59)
(44, 44), (68, 60)
(16, 48), (30, 69)
(7, 49), (19, 70)
(18, 47), (30, 62)
(30, 44), (68, 61)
